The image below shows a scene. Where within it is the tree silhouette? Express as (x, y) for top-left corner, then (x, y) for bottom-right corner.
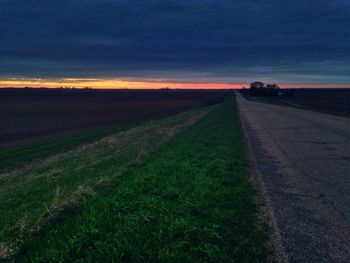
(249, 82), (280, 96)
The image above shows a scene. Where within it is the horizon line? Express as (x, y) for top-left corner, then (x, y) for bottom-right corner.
(1, 78), (350, 89)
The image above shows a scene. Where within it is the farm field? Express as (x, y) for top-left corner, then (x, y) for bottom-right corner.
(0, 88), (227, 148)
(241, 88), (350, 117)
(0, 95), (267, 262)
(285, 89), (350, 114)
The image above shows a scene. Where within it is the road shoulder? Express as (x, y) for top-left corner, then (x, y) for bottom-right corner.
(237, 93), (289, 263)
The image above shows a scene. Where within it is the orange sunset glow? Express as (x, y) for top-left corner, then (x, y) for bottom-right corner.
(1, 78), (349, 89)
(0, 78), (244, 89)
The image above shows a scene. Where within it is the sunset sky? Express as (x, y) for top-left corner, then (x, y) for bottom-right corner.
(1, 0), (349, 89)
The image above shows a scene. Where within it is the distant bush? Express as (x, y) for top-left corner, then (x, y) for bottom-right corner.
(249, 81), (280, 96)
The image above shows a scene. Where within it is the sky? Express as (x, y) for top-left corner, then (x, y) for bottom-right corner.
(0, 0), (349, 89)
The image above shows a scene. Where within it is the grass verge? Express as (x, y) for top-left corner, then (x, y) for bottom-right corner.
(2, 97), (267, 262)
(0, 106), (211, 258)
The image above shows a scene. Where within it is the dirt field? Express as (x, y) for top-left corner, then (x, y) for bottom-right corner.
(282, 89), (350, 114)
(0, 88), (227, 147)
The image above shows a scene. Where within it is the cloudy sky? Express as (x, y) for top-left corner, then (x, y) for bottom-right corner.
(0, 0), (349, 88)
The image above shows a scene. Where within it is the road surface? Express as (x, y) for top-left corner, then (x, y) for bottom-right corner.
(236, 92), (350, 263)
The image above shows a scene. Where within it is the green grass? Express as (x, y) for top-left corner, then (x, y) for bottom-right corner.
(0, 106), (210, 256)
(0, 121), (144, 173)
(1, 97), (267, 262)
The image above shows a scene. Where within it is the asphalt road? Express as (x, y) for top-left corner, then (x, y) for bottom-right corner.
(236, 92), (350, 263)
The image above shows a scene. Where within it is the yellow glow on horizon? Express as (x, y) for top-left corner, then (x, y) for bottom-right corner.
(0, 78), (244, 89)
(0, 78), (349, 89)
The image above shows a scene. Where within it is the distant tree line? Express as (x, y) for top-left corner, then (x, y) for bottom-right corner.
(244, 81), (296, 97)
(248, 81), (281, 96)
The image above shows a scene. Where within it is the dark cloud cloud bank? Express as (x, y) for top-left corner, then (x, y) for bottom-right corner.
(1, 0), (349, 85)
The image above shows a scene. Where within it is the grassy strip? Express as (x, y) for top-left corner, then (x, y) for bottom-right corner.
(16, 97), (267, 262)
(0, 121), (143, 173)
(0, 106), (210, 257)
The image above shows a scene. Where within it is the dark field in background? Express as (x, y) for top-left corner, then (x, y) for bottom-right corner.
(0, 88), (228, 147)
(241, 88), (350, 116)
(284, 89), (350, 114)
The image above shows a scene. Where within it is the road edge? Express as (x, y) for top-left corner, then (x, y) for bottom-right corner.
(235, 92), (289, 263)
